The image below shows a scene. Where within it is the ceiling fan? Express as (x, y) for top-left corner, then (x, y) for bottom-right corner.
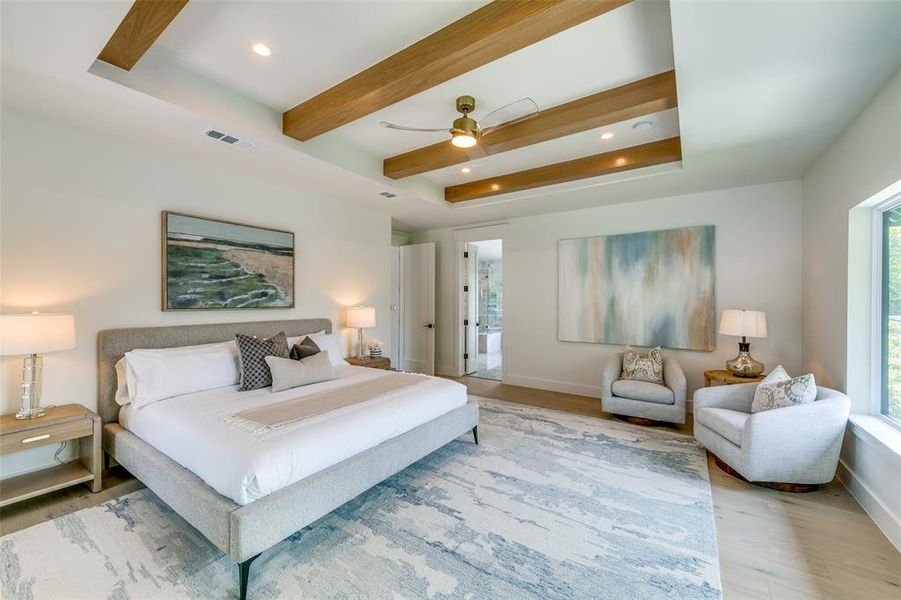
(379, 95), (539, 148)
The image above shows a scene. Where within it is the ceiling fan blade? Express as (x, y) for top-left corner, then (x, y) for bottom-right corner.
(480, 97), (540, 131)
(379, 121), (448, 133)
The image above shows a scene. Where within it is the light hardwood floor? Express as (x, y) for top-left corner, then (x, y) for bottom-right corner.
(1, 376), (899, 600)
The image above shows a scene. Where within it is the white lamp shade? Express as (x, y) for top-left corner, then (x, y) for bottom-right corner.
(1, 313), (77, 355)
(719, 309), (767, 338)
(346, 306), (376, 329)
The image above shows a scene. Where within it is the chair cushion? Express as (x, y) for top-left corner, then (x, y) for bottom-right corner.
(611, 379), (674, 405)
(695, 407), (749, 447)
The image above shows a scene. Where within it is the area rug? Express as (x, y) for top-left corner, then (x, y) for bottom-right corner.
(1, 397), (721, 599)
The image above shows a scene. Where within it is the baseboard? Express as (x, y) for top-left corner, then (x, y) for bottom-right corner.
(503, 374), (599, 398)
(837, 459), (901, 552)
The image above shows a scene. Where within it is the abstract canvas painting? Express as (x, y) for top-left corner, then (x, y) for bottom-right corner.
(162, 211), (294, 310)
(558, 226), (715, 351)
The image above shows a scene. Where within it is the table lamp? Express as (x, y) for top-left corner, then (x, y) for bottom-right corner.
(718, 309), (767, 377)
(346, 306), (376, 359)
(0, 313), (76, 419)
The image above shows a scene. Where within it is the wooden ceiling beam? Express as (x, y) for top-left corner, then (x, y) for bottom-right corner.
(385, 70), (677, 179)
(444, 136), (681, 203)
(97, 0), (189, 71)
(283, 0), (632, 141)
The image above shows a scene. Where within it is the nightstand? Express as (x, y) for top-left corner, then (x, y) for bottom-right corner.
(704, 369), (766, 387)
(0, 404), (102, 507)
(346, 356), (391, 370)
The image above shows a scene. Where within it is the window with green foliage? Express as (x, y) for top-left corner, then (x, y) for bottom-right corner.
(881, 205), (901, 423)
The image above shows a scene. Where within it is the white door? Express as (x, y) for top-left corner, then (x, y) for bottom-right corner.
(389, 246), (400, 369)
(399, 242), (435, 374)
(463, 243), (479, 374)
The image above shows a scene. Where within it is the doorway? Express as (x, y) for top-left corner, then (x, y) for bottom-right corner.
(392, 242), (436, 375)
(463, 239), (502, 380)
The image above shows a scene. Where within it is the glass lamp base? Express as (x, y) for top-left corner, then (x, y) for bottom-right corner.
(726, 341), (764, 377)
(16, 407), (46, 420)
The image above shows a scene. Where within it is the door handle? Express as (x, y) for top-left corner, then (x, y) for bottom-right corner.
(424, 323), (434, 329)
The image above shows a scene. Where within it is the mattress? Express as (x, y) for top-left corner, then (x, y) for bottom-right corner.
(119, 365), (468, 505)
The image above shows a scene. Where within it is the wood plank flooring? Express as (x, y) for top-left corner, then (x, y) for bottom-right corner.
(1, 375), (899, 599)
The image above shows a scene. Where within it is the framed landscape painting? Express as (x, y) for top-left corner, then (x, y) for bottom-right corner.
(558, 225), (715, 351)
(162, 211), (294, 310)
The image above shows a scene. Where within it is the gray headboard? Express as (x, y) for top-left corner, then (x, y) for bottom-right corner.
(97, 318), (332, 424)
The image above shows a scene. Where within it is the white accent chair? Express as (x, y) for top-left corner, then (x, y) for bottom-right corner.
(601, 354), (687, 424)
(693, 383), (850, 488)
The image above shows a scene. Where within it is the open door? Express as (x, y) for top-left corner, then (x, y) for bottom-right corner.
(399, 242), (435, 374)
(463, 243), (479, 374)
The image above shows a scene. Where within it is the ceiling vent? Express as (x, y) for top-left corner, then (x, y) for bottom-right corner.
(203, 128), (255, 150)
(378, 191), (398, 198)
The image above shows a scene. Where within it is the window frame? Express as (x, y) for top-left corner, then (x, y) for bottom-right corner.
(875, 193), (901, 430)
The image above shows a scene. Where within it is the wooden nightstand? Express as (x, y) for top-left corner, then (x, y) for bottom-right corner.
(0, 405), (102, 507)
(346, 356), (391, 370)
(704, 369), (766, 387)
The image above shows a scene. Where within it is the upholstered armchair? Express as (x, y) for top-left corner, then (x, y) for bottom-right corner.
(693, 383), (850, 489)
(601, 354), (687, 424)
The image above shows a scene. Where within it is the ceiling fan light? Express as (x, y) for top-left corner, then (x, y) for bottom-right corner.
(451, 132), (478, 148)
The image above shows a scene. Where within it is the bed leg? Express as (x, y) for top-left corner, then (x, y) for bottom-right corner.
(472, 426), (479, 445)
(238, 553), (261, 600)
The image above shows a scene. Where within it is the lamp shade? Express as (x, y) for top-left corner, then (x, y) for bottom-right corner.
(0, 313), (77, 355)
(346, 306), (376, 329)
(718, 309), (767, 338)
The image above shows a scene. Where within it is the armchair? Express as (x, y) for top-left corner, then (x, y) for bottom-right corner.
(601, 353), (687, 425)
(693, 383), (850, 491)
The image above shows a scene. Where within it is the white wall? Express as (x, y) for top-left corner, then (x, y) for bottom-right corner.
(801, 69), (901, 550)
(412, 180), (804, 396)
(0, 111), (392, 476)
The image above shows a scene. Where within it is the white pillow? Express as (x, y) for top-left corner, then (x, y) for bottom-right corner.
(265, 352), (336, 392)
(306, 332), (348, 366)
(286, 330), (326, 348)
(751, 365), (817, 413)
(114, 358), (131, 406)
(125, 341), (240, 408)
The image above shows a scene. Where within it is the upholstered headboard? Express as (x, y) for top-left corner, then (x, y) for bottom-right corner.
(97, 318), (332, 424)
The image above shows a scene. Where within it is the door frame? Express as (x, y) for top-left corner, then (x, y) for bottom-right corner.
(452, 224), (508, 379)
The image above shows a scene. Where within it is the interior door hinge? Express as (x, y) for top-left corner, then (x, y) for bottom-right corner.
(464, 353), (469, 360)
(463, 251), (469, 258)
(463, 285), (469, 292)
(464, 319), (469, 326)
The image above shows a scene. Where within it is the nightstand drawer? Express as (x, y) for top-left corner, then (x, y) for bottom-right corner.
(1, 418), (92, 454)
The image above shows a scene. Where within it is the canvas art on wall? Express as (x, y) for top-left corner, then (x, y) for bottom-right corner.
(162, 211), (294, 310)
(558, 225), (715, 351)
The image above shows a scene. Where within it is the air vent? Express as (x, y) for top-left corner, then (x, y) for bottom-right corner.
(202, 128), (256, 150)
(378, 191), (398, 198)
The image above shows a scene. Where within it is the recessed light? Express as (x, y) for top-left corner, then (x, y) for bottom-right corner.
(600, 132), (614, 140)
(632, 120), (654, 131)
(251, 43), (272, 57)
(491, 183), (500, 191)
(461, 166), (472, 174)
(615, 157), (627, 166)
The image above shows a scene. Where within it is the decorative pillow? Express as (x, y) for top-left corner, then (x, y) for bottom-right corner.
(236, 332), (290, 391)
(124, 341), (240, 408)
(289, 336), (321, 361)
(751, 365), (817, 413)
(266, 351), (336, 392)
(620, 346), (664, 384)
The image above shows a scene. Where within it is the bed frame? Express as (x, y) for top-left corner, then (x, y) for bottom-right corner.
(97, 318), (479, 600)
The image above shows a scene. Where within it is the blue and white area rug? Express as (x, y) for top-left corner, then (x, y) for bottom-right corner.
(1, 397), (721, 599)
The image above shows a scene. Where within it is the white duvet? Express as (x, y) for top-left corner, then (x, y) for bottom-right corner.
(119, 365), (467, 505)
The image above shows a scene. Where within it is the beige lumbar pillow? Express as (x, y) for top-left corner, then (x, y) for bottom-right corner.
(751, 365), (817, 413)
(265, 351), (336, 393)
(620, 346), (664, 384)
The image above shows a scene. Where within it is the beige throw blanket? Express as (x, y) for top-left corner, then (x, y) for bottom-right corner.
(222, 371), (427, 433)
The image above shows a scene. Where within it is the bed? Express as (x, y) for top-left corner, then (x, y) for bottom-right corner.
(97, 318), (479, 600)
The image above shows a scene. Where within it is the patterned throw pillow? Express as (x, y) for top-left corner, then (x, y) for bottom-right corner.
(289, 336), (321, 361)
(236, 332), (290, 391)
(751, 365), (817, 413)
(620, 346), (664, 384)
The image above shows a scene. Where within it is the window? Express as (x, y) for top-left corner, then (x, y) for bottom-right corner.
(881, 204), (901, 424)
